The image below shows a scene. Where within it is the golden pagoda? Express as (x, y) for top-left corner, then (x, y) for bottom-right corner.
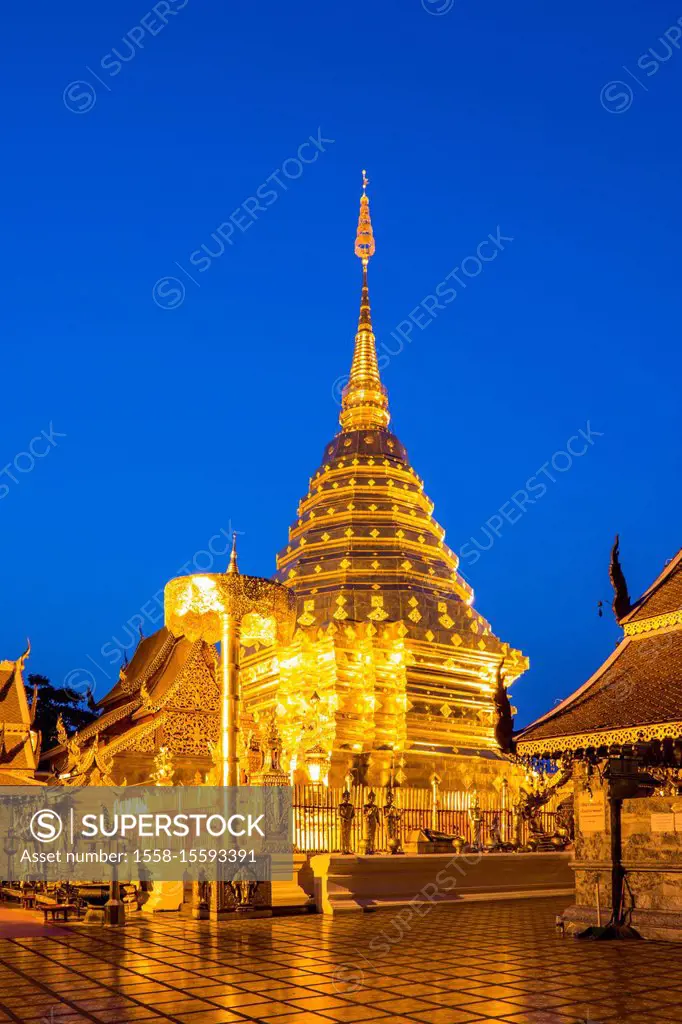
(240, 173), (528, 791)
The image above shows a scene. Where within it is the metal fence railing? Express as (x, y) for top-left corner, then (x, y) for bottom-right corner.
(292, 784), (558, 854)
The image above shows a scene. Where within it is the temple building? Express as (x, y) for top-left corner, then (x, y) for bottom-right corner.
(41, 629), (220, 785)
(0, 645), (43, 786)
(40, 177), (528, 796)
(517, 542), (682, 939)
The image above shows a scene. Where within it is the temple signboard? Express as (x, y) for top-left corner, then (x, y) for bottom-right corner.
(579, 790), (606, 833)
(651, 812), (676, 833)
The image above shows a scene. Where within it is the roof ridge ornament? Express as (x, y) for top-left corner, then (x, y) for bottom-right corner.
(609, 534), (632, 622)
(340, 171), (390, 433)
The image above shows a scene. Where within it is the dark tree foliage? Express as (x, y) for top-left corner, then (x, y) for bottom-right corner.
(27, 674), (99, 749)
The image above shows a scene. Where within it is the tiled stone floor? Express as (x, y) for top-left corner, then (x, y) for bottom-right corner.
(0, 896), (679, 1024)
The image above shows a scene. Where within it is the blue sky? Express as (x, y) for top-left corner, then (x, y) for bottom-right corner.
(1, 0), (680, 726)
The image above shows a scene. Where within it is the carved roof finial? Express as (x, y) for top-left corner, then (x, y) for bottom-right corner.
(609, 534), (632, 622)
(493, 660), (515, 754)
(18, 638), (31, 671)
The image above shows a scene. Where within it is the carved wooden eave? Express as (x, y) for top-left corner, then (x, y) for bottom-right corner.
(60, 734), (116, 786)
(517, 720), (682, 760)
(41, 699), (143, 763)
(57, 716), (167, 785)
(105, 714), (167, 758)
(623, 609), (682, 637)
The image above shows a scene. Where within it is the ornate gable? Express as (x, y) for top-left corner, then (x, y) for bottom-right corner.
(163, 643), (219, 713)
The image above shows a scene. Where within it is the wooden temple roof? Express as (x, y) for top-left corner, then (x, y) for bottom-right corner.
(0, 649), (41, 781)
(40, 627), (218, 779)
(621, 549), (682, 626)
(97, 627), (177, 709)
(516, 547), (682, 759)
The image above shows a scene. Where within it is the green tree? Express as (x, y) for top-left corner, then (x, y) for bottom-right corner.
(27, 674), (99, 749)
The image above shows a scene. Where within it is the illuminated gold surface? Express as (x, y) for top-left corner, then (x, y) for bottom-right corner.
(340, 173), (389, 433)
(164, 573), (295, 646)
(165, 568), (295, 786)
(253, 175), (529, 789)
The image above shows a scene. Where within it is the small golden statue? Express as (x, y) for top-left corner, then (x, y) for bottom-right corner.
(150, 746), (175, 786)
(265, 711), (284, 773)
(228, 867), (259, 912)
(512, 795), (524, 849)
(468, 792), (483, 850)
(362, 790), (381, 855)
(486, 811), (502, 851)
(338, 790), (355, 855)
(245, 729), (264, 780)
(205, 741), (221, 786)
(384, 785), (403, 855)
(56, 713), (68, 747)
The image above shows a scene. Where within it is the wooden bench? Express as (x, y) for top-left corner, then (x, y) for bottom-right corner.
(21, 893), (36, 909)
(0, 887), (22, 903)
(37, 902), (76, 923)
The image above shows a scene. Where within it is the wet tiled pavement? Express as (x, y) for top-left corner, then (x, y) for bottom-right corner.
(0, 897), (679, 1024)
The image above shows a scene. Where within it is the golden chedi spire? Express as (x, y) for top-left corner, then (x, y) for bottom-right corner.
(227, 532), (239, 575)
(339, 171), (390, 432)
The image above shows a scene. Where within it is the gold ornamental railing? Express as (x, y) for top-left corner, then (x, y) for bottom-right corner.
(292, 784), (559, 853)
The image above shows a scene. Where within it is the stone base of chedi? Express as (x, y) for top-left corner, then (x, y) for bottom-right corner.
(309, 852), (573, 914)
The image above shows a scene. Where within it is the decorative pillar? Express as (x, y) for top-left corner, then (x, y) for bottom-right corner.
(222, 611), (242, 788)
(430, 772), (441, 832)
(103, 842), (126, 927)
(191, 880), (210, 920)
(501, 778), (509, 844)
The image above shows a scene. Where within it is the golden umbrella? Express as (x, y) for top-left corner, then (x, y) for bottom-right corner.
(164, 537), (296, 787)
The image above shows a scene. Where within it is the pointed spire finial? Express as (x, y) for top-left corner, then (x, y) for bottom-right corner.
(354, 170), (375, 263)
(227, 532), (239, 575)
(340, 172), (389, 432)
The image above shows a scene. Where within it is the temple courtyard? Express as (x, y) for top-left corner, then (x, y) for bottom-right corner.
(0, 898), (680, 1024)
